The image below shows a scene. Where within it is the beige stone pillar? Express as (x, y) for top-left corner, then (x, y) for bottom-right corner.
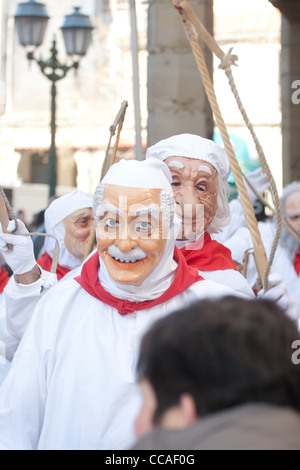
(281, 16), (300, 184)
(147, 0), (213, 146)
(0, 0), (8, 115)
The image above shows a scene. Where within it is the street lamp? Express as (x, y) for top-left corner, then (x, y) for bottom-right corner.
(14, 1), (94, 199)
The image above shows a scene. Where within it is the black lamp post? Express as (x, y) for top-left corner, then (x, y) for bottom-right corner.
(14, 1), (94, 199)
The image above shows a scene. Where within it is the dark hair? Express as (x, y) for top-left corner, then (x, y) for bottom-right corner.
(137, 297), (300, 423)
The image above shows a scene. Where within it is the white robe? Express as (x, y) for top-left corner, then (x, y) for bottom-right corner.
(3, 251), (254, 359)
(0, 274), (252, 450)
(0, 297), (11, 385)
(0, 293), (20, 384)
(4, 269), (58, 344)
(0, 293), (19, 363)
(215, 222), (300, 319)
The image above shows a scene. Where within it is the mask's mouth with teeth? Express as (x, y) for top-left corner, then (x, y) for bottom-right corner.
(111, 256), (144, 265)
(107, 245), (147, 266)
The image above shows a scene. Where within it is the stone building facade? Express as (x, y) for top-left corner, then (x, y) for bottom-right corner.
(0, 0), (298, 221)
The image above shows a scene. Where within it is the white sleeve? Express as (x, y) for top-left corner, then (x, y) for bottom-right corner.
(222, 227), (254, 265)
(198, 268), (255, 298)
(4, 268), (58, 343)
(215, 199), (247, 243)
(0, 294), (19, 363)
(0, 314), (46, 449)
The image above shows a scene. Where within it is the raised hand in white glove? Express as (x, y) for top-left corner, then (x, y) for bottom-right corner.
(0, 219), (37, 275)
(243, 167), (270, 204)
(257, 273), (299, 323)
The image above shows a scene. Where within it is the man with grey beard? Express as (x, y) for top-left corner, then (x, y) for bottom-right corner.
(217, 181), (300, 322)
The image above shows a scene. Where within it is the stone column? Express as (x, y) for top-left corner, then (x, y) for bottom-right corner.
(281, 16), (300, 184)
(147, 0), (213, 146)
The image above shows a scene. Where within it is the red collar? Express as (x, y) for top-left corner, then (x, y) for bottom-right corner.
(180, 232), (237, 271)
(0, 266), (9, 293)
(37, 252), (70, 280)
(294, 250), (300, 276)
(75, 246), (203, 315)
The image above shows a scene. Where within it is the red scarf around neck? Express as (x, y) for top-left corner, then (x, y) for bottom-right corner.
(37, 252), (70, 280)
(294, 250), (300, 276)
(180, 232), (237, 271)
(0, 266), (9, 293)
(75, 246), (203, 315)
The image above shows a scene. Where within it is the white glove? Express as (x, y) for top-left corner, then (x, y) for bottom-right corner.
(257, 273), (299, 323)
(244, 167), (270, 204)
(0, 219), (37, 275)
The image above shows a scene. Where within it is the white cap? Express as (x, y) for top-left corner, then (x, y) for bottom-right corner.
(101, 157), (173, 191)
(45, 189), (93, 233)
(146, 133), (230, 181)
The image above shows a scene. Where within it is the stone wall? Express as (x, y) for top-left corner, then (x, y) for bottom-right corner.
(147, 0), (213, 146)
(281, 17), (300, 184)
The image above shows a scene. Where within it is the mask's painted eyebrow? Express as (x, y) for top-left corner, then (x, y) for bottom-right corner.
(167, 160), (184, 169)
(167, 160), (212, 175)
(198, 165), (212, 175)
(286, 212), (300, 218)
(96, 201), (120, 218)
(130, 204), (159, 220)
(75, 211), (92, 218)
(71, 211), (93, 222)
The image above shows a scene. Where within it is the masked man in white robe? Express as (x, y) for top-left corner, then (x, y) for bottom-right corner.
(0, 158), (254, 450)
(0, 137), (254, 362)
(36, 190), (94, 280)
(0, 190), (94, 356)
(145, 134), (256, 296)
(146, 133), (298, 322)
(217, 181), (300, 318)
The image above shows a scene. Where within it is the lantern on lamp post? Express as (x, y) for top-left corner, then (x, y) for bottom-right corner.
(14, 1), (94, 199)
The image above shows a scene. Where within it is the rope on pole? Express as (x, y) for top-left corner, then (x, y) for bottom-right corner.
(0, 186), (18, 250)
(173, 0), (282, 289)
(100, 101), (129, 181)
(0, 186), (59, 273)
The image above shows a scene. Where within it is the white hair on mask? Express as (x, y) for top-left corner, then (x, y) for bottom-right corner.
(93, 183), (105, 227)
(159, 189), (176, 232)
(278, 181), (300, 256)
(206, 174), (231, 234)
(280, 181), (300, 218)
(278, 223), (299, 258)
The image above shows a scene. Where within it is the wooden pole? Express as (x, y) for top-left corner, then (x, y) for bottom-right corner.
(0, 191), (12, 250)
